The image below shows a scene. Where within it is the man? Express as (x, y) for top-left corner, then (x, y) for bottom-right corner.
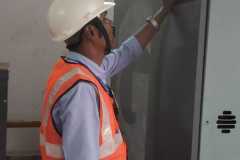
(40, 0), (178, 159)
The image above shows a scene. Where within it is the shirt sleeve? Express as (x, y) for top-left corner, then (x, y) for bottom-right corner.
(101, 36), (144, 77)
(52, 82), (100, 160)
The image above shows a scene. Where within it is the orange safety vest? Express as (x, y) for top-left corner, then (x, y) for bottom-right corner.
(40, 57), (127, 160)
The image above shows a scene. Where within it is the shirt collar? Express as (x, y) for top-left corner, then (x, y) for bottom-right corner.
(65, 52), (107, 81)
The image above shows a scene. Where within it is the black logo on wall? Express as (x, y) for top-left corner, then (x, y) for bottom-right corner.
(217, 111), (237, 134)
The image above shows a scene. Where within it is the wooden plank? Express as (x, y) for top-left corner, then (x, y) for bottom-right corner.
(0, 63), (9, 71)
(6, 121), (41, 128)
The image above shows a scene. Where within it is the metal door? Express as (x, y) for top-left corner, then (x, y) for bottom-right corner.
(0, 69), (8, 160)
(199, 0), (240, 159)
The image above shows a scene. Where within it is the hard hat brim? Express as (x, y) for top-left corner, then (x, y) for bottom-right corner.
(52, 2), (115, 42)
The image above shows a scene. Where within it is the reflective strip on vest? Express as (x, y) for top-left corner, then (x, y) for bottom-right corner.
(41, 66), (123, 159)
(42, 68), (87, 126)
(40, 133), (64, 159)
(100, 129), (123, 158)
(99, 92), (123, 158)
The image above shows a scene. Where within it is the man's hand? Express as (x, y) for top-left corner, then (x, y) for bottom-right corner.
(162, 0), (177, 10)
(135, 0), (191, 50)
(135, 6), (170, 49)
(163, 0), (191, 9)
(135, 0), (184, 49)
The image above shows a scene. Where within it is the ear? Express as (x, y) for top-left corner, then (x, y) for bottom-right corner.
(83, 26), (93, 40)
(84, 25), (100, 40)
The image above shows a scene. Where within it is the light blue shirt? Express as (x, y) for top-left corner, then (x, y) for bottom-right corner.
(52, 36), (143, 160)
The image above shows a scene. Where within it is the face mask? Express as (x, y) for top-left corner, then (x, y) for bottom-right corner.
(65, 17), (112, 54)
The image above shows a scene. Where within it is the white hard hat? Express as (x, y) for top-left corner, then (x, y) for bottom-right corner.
(48, 0), (115, 42)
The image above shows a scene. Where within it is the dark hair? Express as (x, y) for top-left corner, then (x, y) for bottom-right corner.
(65, 17), (111, 53)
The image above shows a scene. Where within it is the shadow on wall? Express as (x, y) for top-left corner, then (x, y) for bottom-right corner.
(113, 0), (201, 160)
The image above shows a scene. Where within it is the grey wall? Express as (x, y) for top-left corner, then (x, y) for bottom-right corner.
(0, 0), (65, 155)
(113, 0), (201, 159)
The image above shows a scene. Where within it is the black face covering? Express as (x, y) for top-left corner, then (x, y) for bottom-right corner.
(89, 17), (112, 55)
(66, 17), (112, 54)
